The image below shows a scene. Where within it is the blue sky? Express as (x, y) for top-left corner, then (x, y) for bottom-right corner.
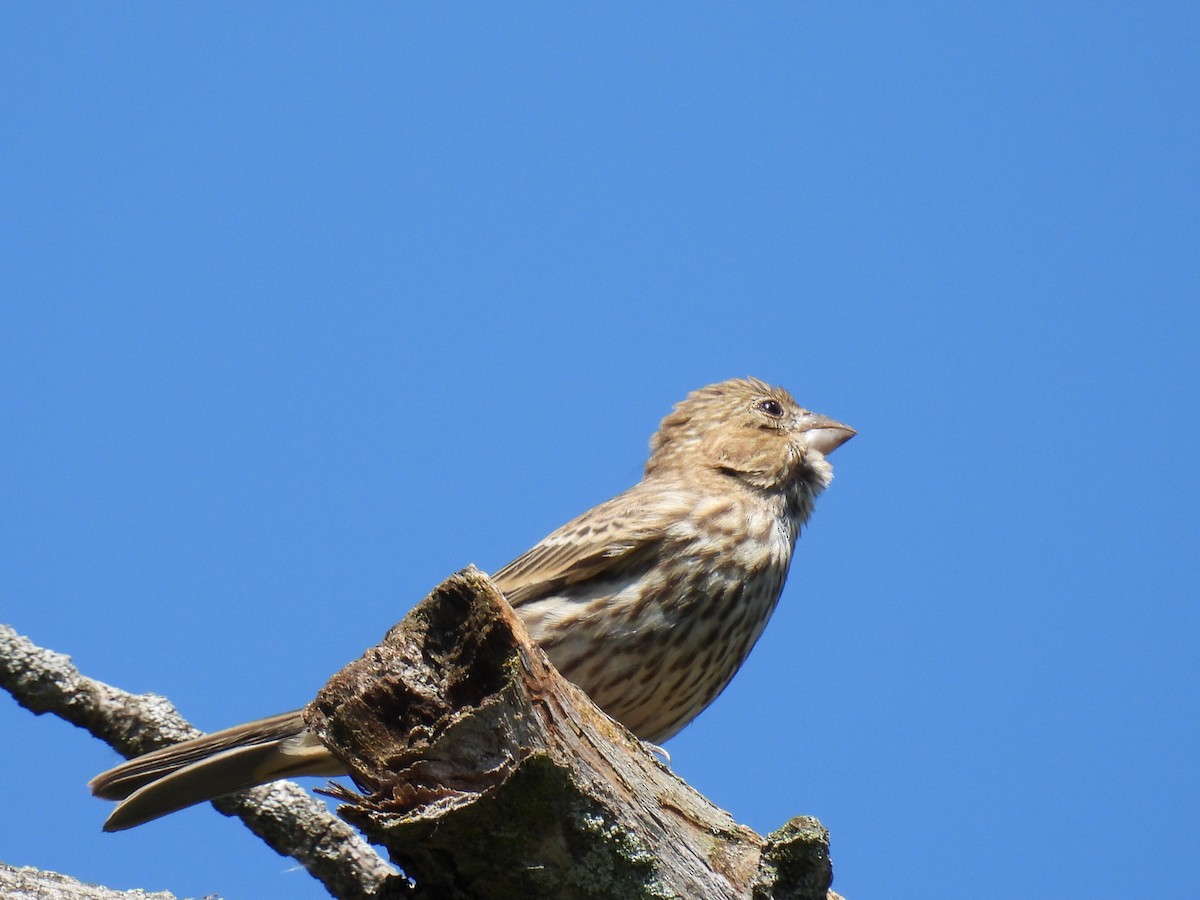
(2, 5), (1197, 898)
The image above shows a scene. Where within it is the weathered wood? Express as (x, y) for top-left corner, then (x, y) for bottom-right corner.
(0, 862), (181, 900)
(307, 566), (838, 900)
(2, 570), (840, 900)
(0, 623), (402, 900)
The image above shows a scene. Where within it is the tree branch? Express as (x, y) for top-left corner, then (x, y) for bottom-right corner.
(305, 566), (843, 900)
(0, 623), (404, 900)
(0, 861), (181, 900)
(3, 567), (844, 899)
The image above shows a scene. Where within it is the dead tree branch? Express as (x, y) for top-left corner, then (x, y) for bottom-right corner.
(306, 566), (840, 900)
(0, 861), (181, 900)
(2, 567), (842, 899)
(0, 623), (403, 900)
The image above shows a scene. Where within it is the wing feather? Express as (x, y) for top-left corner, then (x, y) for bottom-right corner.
(492, 480), (691, 607)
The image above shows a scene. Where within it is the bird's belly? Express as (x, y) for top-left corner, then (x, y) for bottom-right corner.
(519, 564), (785, 744)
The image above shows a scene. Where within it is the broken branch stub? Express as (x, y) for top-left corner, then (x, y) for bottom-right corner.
(305, 566), (835, 900)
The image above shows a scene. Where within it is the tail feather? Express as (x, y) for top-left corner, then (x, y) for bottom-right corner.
(90, 709), (345, 831)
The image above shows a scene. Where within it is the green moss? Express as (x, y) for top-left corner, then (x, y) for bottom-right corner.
(383, 753), (679, 899)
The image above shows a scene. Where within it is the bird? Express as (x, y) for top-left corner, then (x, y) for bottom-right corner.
(90, 377), (854, 831)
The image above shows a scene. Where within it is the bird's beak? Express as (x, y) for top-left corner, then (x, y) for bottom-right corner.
(796, 413), (856, 455)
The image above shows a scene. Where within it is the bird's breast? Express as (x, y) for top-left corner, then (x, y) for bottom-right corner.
(520, 495), (795, 744)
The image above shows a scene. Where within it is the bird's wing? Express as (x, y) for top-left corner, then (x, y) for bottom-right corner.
(492, 481), (692, 607)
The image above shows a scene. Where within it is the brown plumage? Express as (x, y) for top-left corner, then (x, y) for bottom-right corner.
(90, 377), (854, 830)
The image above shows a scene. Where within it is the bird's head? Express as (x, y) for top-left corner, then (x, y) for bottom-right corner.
(645, 377), (855, 491)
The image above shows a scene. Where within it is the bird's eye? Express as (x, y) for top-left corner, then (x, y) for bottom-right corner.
(756, 398), (785, 418)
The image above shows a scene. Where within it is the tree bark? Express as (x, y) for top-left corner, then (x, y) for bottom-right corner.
(0, 623), (403, 900)
(0, 861), (181, 900)
(306, 566), (841, 900)
(2, 567), (843, 900)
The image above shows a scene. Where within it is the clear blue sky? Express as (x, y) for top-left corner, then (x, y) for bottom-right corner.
(3, 5), (1197, 899)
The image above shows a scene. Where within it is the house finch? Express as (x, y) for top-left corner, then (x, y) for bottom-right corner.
(91, 377), (854, 830)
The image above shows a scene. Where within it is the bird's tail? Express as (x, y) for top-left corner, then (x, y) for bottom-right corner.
(89, 709), (345, 831)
